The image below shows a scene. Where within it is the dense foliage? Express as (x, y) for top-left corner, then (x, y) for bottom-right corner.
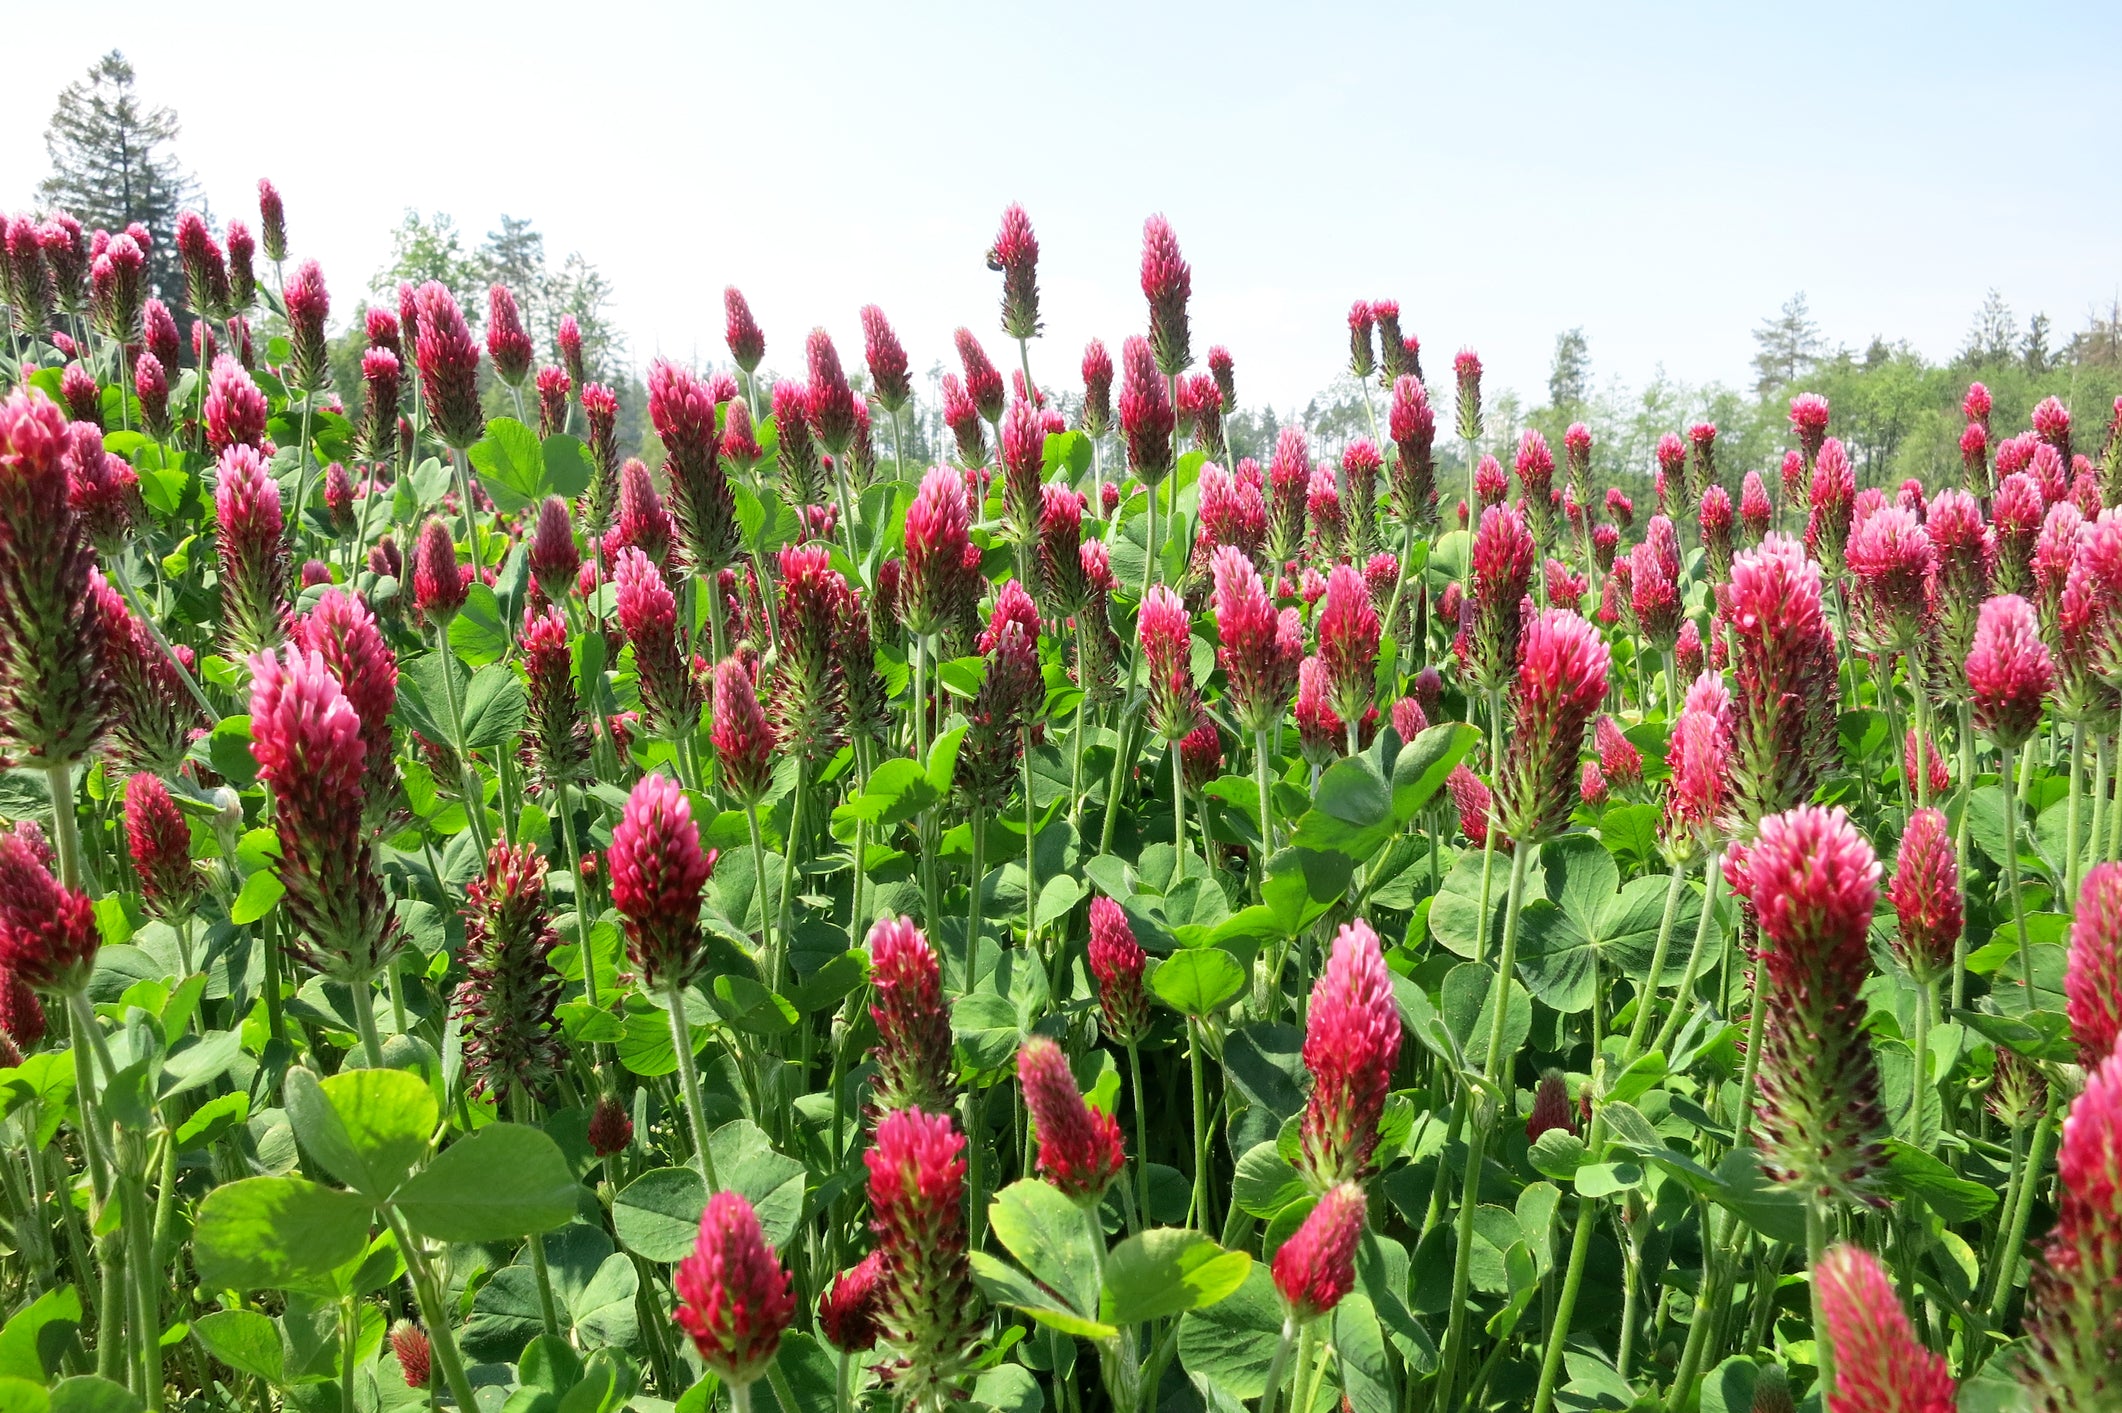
(0, 181), (2119, 1413)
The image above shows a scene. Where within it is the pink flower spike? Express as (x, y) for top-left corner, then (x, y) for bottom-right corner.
(1087, 897), (1150, 1043)
(1300, 921), (1402, 1184)
(608, 773), (713, 987)
(1018, 1036), (1126, 1202)
(1272, 1183), (1366, 1322)
(2067, 864), (2122, 1066)
(672, 1190), (795, 1389)
(1815, 1243), (1956, 1413)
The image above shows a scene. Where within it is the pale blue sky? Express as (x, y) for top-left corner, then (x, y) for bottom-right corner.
(6, 0), (2118, 416)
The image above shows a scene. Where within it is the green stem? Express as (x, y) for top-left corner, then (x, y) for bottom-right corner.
(1258, 1318), (1299, 1413)
(1983, 1106), (2055, 1318)
(1171, 740), (1186, 856)
(452, 445), (485, 581)
(1806, 1194), (1834, 1402)
(1187, 1017), (1211, 1233)
(350, 970), (386, 1068)
(773, 759), (806, 997)
(664, 978), (721, 1189)
(964, 805), (987, 995)
(557, 784), (600, 1014)
(432, 626), (493, 859)
(1908, 976), (1934, 1149)
(45, 762), (84, 889)
(1652, 857), (1721, 1059)
(1531, 1132), (1602, 1413)
(2065, 722), (2086, 901)
(1624, 863), (1689, 1058)
(1954, 705), (1976, 1013)
(1126, 1041), (1150, 1233)
(380, 1209), (479, 1413)
(1999, 744), (2036, 1006)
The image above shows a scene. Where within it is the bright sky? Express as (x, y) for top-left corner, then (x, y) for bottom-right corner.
(6, 0), (2119, 418)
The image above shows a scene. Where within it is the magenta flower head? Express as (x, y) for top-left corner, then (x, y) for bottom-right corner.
(413, 282), (485, 450)
(2, 216), (55, 339)
(1300, 920), (1402, 1185)
(999, 397), (1048, 546)
(1992, 471), (2044, 596)
(93, 577), (197, 776)
(89, 232), (144, 343)
(867, 916), (955, 1112)
(1516, 428), (1556, 533)
(950, 327), (1005, 426)
(772, 377), (825, 509)
(1465, 502), (1537, 693)
(295, 588), (399, 824)
(1741, 804), (1886, 1205)
(1452, 349), (1483, 444)
(1660, 670), (1732, 863)
(711, 657), (776, 807)
(174, 211), (231, 321)
(122, 772), (198, 922)
(1209, 344), (1237, 413)
(1887, 807), (1960, 987)
(359, 346), (402, 462)
(521, 605), (589, 790)
(1086, 896), (1152, 1044)
(1788, 392), (1831, 466)
(1318, 562), (1380, 728)
(988, 203), (1041, 342)
(613, 545), (700, 737)
(770, 542), (850, 761)
(59, 363), (100, 428)
(1845, 504), (1934, 651)
(901, 465), (977, 643)
(1579, 761), (1609, 808)
(1805, 437), (1857, 570)
(1737, 470), (1773, 543)
(649, 359), (739, 575)
(484, 284), (533, 388)
(253, 177), (288, 263)
(1140, 584), (1203, 744)
(1958, 422), (1991, 491)
(940, 373), (986, 469)
(213, 443), (290, 655)
(1447, 763), (1505, 853)
(800, 326), (861, 457)
(1630, 540), (1683, 651)
(320, 459), (355, 535)
(865, 1107), (983, 1402)
(1699, 483), (1735, 580)
(818, 1252), (886, 1354)
(1387, 375), (1438, 530)
(555, 313), (584, 389)
(1079, 338), (1115, 438)
(1118, 334), (1176, 486)
(1018, 1035), (1126, 1203)
(1473, 454), (1507, 508)
(278, 259), (331, 394)
(1272, 1183), (1366, 1323)
(579, 382), (622, 531)
(204, 355), (267, 454)
(673, 1190), (795, 1391)
(2033, 393), (2073, 461)
(248, 644), (398, 979)
(411, 515), (465, 625)
(609, 772), (712, 987)
(1294, 655), (1345, 766)
(1496, 609), (1611, 844)
(1346, 300), (1376, 379)
(2066, 863), (2122, 1065)
(389, 1323), (429, 1391)
(1923, 497), (1990, 595)
(1815, 1244), (1957, 1413)
(2023, 1047), (2122, 1408)
(1967, 593), (2052, 750)
(1596, 715), (1642, 789)
(1035, 483), (1089, 615)
(142, 295), (180, 371)
(528, 495), (580, 604)
(1140, 214), (1192, 376)
(717, 285), (766, 372)
(860, 304), (913, 414)
(0, 824), (99, 995)
(132, 350), (172, 441)
(1724, 534), (1841, 828)
(1526, 1071), (1577, 1143)
(1213, 545), (1303, 734)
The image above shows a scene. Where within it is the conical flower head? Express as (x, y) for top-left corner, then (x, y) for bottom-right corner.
(1448, 762), (1505, 852)
(673, 1190), (795, 1389)
(580, 383), (622, 532)
(520, 605), (589, 790)
(1464, 502), (1537, 692)
(1272, 1183), (1366, 1323)
(1724, 534), (1840, 829)
(1887, 807), (1960, 985)
(411, 515), (464, 624)
(1526, 1071), (1577, 1142)
(770, 543), (850, 761)
(804, 327), (860, 455)
(454, 841), (565, 1105)
(1815, 1244), (1956, 1413)
(1388, 375), (1438, 530)
(213, 443), (290, 656)
(1035, 484), (1089, 615)
(1140, 584), (1202, 743)
(613, 546), (699, 737)
(1318, 563), (1380, 727)
(989, 203), (1042, 342)
(1018, 1036), (1126, 1202)
(953, 328), (1006, 424)
(865, 1107), (983, 1403)
(134, 350), (171, 439)
(1140, 214), (1192, 376)
(94, 579), (199, 776)
(902, 467), (975, 639)
(1496, 609), (1610, 844)
(1806, 438), (1857, 570)
(0, 824), (98, 995)
(1118, 335), (1175, 486)
(414, 282), (484, 450)
(2022, 1048), (2122, 1410)
(359, 346), (401, 462)
(1660, 670), (1732, 861)
(283, 260), (332, 393)
(722, 287), (765, 372)
(1741, 804), (1886, 1205)
(868, 917), (955, 1113)
(2067, 863), (2122, 1066)
(1299, 921), (1402, 1185)
(1212, 546), (1301, 734)
(862, 305), (912, 413)
(1926, 489), (1994, 683)
(204, 355), (267, 454)
(608, 772), (712, 987)
(1087, 897), (1150, 1043)
(0, 395), (110, 763)
(1846, 504), (1934, 651)
(1788, 393), (1831, 465)
(1630, 539), (1683, 650)
(482, 284), (533, 387)
(248, 644), (398, 979)
(1739, 471), (1773, 542)
(1967, 593), (2052, 750)
(528, 496), (580, 604)
(293, 588), (399, 825)
(999, 398), (1047, 546)
(1079, 338), (1114, 437)
(388, 1322), (429, 1391)
(711, 657), (775, 806)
